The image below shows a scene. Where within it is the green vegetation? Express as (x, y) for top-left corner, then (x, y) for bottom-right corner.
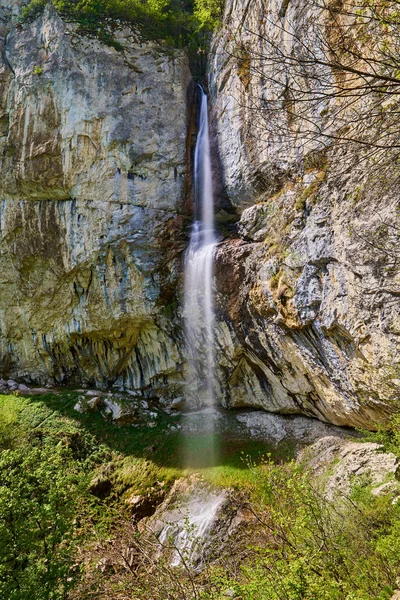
(295, 170), (326, 212)
(22, 0), (225, 49)
(32, 65), (44, 76)
(2, 391), (400, 598)
(0, 395), (95, 598)
(0, 391), (274, 597)
(202, 460), (400, 599)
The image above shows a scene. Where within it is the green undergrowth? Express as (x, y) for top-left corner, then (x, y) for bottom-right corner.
(358, 413), (400, 456)
(2, 391), (400, 599)
(200, 460), (400, 600)
(0, 390), (283, 597)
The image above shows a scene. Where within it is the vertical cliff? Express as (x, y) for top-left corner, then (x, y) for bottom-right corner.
(208, 0), (400, 427)
(0, 4), (191, 397)
(0, 0), (398, 429)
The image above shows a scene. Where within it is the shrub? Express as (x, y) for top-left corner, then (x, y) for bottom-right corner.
(0, 443), (86, 599)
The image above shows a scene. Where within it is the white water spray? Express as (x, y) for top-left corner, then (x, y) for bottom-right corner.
(184, 86), (217, 412)
(155, 89), (221, 568)
(158, 490), (226, 568)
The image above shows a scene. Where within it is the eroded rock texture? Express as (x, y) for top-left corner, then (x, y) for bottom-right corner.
(209, 0), (400, 427)
(0, 0), (398, 429)
(0, 4), (191, 398)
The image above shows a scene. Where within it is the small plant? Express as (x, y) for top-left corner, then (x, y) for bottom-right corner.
(295, 170), (326, 212)
(32, 65), (43, 76)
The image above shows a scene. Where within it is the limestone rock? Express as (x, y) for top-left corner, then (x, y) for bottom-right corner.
(140, 476), (238, 568)
(87, 396), (103, 411)
(0, 5), (190, 398)
(74, 394), (104, 413)
(206, 0), (400, 428)
(18, 383), (30, 392)
(29, 387), (50, 395)
(125, 487), (166, 520)
(180, 407), (350, 455)
(73, 396), (87, 413)
(299, 436), (399, 499)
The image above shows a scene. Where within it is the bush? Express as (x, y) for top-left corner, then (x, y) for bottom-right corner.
(205, 460), (400, 599)
(0, 443), (86, 599)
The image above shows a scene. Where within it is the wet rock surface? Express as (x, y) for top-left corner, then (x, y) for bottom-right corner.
(69, 387), (352, 450)
(181, 406), (350, 449)
(139, 476), (245, 569)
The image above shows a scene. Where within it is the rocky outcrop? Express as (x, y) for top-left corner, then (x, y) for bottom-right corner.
(208, 0), (400, 428)
(0, 0), (398, 430)
(300, 436), (399, 500)
(138, 476), (242, 569)
(0, 4), (191, 397)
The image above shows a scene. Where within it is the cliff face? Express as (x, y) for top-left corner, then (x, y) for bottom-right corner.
(209, 0), (400, 427)
(0, 4), (191, 398)
(0, 1), (398, 428)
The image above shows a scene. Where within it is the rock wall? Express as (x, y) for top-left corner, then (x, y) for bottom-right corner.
(0, 4), (191, 398)
(209, 0), (400, 427)
(1, 0), (398, 429)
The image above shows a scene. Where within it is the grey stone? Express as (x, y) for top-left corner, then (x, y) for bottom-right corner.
(170, 397), (186, 411)
(0, 6), (190, 400)
(86, 397), (103, 411)
(299, 436), (399, 499)
(18, 384), (30, 392)
(206, 0), (400, 428)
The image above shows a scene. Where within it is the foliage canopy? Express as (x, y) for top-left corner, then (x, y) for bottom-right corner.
(22, 0), (225, 48)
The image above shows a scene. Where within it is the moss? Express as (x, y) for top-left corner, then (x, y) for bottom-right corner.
(303, 149), (328, 171)
(160, 300), (179, 320)
(237, 46), (251, 89)
(348, 185), (364, 206)
(269, 270), (281, 290)
(295, 170), (326, 212)
(96, 28), (124, 51)
(32, 65), (44, 76)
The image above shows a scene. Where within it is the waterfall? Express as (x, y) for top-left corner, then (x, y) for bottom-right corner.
(184, 86), (217, 411)
(158, 490), (226, 568)
(156, 88), (220, 567)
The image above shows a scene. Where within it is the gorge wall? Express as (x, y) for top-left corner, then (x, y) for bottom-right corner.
(209, 0), (400, 427)
(0, 0), (399, 427)
(0, 2), (190, 400)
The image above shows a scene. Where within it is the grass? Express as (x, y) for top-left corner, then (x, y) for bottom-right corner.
(0, 390), (295, 503)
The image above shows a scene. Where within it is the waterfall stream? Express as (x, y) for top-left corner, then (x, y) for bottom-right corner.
(158, 489), (226, 568)
(184, 86), (217, 412)
(159, 87), (220, 568)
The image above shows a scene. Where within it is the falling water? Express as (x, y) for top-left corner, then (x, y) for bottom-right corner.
(158, 490), (226, 568)
(155, 88), (220, 569)
(184, 86), (218, 464)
